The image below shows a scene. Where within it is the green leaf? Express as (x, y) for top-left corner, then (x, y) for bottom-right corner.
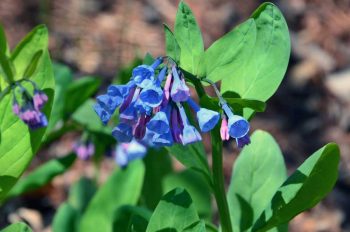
(0, 222), (32, 232)
(227, 130), (287, 232)
(10, 25), (49, 81)
(253, 143), (340, 232)
(142, 148), (172, 209)
(47, 63), (73, 132)
(205, 19), (256, 83)
(68, 177), (97, 214)
(163, 169), (212, 221)
(143, 53), (154, 65)
(52, 178), (96, 232)
(174, 1), (204, 75)
(6, 153), (76, 199)
(146, 188), (200, 231)
(0, 37), (54, 201)
(113, 205), (152, 232)
(63, 77), (100, 118)
(79, 160), (145, 232)
(183, 220), (206, 232)
(0, 24), (9, 56)
(23, 50), (43, 79)
(164, 24), (181, 62)
(221, 3), (290, 118)
(0, 52), (15, 83)
(167, 143), (212, 187)
(53, 203), (79, 232)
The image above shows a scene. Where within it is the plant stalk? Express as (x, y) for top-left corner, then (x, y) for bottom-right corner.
(211, 127), (233, 232)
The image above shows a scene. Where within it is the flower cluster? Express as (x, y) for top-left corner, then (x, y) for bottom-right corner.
(94, 57), (250, 148)
(12, 82), (48, 130)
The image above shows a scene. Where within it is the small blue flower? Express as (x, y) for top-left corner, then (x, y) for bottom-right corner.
(94, 94), (123, 124)
(152, 130), (174, 147)
(187, 98), (220, 132)
(221, 103), (249, 138)
(146, 105), (171, 134)
(112, 123), (133, 143)
(181, 125), (202, 145)
(115, 140), (147, 167)
(132, 58), (162, 88)
(139, 84), (163, 107)
(177, 103), (202, 145)
(107, 81), (135, 98)
(170, 66), (190, 102)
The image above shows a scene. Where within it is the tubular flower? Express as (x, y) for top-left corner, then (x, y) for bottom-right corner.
(12, 83), (48, 130)
(94, 57), (218, 147)
(115, 140), (147, 168)
(220, 103), (250, 147)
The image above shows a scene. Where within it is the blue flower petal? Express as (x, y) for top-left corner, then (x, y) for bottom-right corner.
(93, 102), (111, 125)
(139, 85), (163, 107)
(228, 115), (250, 138)
(132, 65), (155, 88)
(112, 123), (133, 143)
(152, 131), (173, 146)
(236, 134), (251, 148)
(181, 125), (202, 145)
(196, 108), (220, 132)
(146, 111), (169, 134)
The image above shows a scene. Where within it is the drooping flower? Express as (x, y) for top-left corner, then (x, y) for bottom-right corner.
(220, 103), (250, 147)
(186, 98), (220, 132)
(94, 56), (218, 147)
(33, 90), (48, 110)
(115, 140), (147, 167)
(170, 66), (190, 102)
(177, 103), (202, 145)
(12, 83), (48, 130)
(73, 141), (95, 160)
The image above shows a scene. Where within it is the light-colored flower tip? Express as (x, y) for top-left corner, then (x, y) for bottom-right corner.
(181, 125), (202, 145)
(196, 108), (220, 132)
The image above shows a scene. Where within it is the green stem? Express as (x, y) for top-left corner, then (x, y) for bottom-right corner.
(211, 127), (233, 232)
(182, 71), (232, 231)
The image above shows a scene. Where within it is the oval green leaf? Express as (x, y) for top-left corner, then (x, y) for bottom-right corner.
(252, 143), (340, 232)
(227, 130), (287, 232)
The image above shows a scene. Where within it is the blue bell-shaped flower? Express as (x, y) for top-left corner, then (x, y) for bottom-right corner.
(112, 123), (133, 143)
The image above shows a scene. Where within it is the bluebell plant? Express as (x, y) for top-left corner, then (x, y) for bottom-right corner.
(11, 81), (48, 130)
(94, 57), (251, 148)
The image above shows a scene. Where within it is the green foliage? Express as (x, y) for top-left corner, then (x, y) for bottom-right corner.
(142, 148), (172, 209)
(163, 169), (212, 221)
(146, 188), (201, 232)
(48, 63), (73, 131)
(53, 178), (97, 232)
(227, 130), (287, 232)
(221, 3), (290, 118)
(0, 222), (32, 232)
(174, 1), (204, 75)
(0, 25), (55, 201)
(204, 19), (256, 83)
(63, 76), (100, 118)
(253, 143), (340, 232)
(79, 160), (145, 232)
(6, 153), (76, 199)
(164, 24), (181, 62)
(167, 143), (212, 187)
(112, 205), (152, 232)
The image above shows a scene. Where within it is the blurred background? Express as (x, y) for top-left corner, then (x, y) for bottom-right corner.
(1, 0), (350, 231)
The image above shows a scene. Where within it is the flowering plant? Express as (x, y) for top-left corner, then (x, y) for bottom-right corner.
(0, 1), (340, 232)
